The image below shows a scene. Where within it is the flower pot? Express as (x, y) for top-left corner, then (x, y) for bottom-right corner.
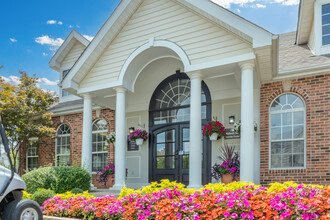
(209, 133), (218, 141)
(221, 174), (234, 184)
(135, 138), (144, 146)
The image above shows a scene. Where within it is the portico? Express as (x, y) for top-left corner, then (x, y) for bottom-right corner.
(60, 0), (276, 189)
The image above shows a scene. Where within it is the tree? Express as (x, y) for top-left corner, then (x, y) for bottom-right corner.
(0, 71), (56, 172)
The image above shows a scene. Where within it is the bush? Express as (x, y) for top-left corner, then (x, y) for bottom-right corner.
(22, 191), (32, 199)
(32, 188), (55, 205)
(22, 166), (91, 194)
(71, 188), (84, 194)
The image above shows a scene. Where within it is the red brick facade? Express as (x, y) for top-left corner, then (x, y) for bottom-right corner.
(20, 108), (116, 188)
(260, 74), (330, 185)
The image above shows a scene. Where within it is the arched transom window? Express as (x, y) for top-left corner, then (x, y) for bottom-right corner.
(270, 94), (305, 169)
(56, 124), (70, 166)
(92, 119), (108, 172)
(150, 74), (209, 125)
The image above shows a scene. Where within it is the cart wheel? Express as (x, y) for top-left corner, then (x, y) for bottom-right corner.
(4, 199), (42, 220)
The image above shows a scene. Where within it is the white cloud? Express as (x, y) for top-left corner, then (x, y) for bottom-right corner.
(236, 8), (241, 13)
(211, 0), (256, 8)
(1, 76), (21, 85)
(9, 38), (17, 43)
(273, 0), (299, 5)
(83, 35), (94, 41)
(1, 76), (10, 83)
(68, 25), (73, 28)
(42, 52), (48, 56)
(256, 3), (266, 8)
(38, 78), (58, 86)
(35, 35), (64, 47)
(46, 20), (63, 25)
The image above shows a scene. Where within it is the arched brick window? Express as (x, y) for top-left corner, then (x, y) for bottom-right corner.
(269, 93), (306, 169)
(56, 124), (70, 166)
(92, 119), (108, 172)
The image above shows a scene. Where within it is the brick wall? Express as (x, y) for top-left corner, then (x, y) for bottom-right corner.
(260, 74), (330, 185)
(20, 108), (116, 188)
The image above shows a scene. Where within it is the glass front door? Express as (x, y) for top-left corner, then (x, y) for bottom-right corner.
(152, 124), (190, 185)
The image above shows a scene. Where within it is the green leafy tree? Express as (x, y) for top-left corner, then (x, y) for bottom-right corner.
(0, 71), (56, 172)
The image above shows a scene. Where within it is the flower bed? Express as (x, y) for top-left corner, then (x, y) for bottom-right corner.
(42, 181), (330, 220)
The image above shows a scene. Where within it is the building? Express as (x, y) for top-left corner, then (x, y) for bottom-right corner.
(21, 0), (329, 188)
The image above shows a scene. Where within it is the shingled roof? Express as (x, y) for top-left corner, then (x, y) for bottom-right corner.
(279, 31), (330, 72)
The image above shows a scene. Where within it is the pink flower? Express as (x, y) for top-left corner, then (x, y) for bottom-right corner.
(224, 211), (230, 218)
(231, 213), (238, 219)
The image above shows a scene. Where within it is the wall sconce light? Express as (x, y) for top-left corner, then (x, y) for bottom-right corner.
(129, 127), (135, 133)
(229, 116), (235, 124)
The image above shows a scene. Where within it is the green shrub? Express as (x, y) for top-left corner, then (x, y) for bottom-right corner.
(71, 188), (84, 194)
(22, 165), (91, 194)
(32, 188), (55, 205)
(22, 166), (56, 194)
(22, 191), (32, 199)
(53, 166), (91, 193)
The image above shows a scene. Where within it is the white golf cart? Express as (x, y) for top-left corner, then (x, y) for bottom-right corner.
(0, 120), (42, 220)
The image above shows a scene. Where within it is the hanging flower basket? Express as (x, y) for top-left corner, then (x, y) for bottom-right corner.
(203, 121), (226, 141)
(129, 129), (148, 146)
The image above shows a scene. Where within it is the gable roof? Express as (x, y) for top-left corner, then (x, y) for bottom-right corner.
(49, 30), (90, 72)
(62, 0), (275, 92)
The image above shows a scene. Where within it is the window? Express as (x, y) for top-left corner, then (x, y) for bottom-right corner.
(56, 124), (70, 166)
(26, 138), (38, 171)
(270, 94), (305, 169)
(322, 4), (330, 45)
(92, 119), (108, 172)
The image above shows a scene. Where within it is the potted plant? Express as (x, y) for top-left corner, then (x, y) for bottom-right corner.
(203, 121), (226, 141)
(106, 132), (116, 145)
(129, 129), (148, 146)
(234, 120), (258, 135)
(98, 164), (115, 187)
(211, 144), (240, 184)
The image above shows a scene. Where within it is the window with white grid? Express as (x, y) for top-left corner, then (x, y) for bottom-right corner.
(26, 138), (38, 171)
(56, 124), (70, 166)
(92, 119), (108, 172)
(270, 94), (306, 169)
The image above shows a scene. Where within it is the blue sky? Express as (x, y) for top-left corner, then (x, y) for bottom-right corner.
(0, 0), (299, 94)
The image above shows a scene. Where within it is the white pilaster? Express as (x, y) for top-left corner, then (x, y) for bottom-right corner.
(111, 86), (127, 190)
(254, 87), (260, 184)
(239, 62), (255, 183)
(81, 94), (93, 174)
(187, 71), (203, 189)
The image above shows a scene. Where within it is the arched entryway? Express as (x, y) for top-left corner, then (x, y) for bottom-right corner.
(148, 71), (212, 185)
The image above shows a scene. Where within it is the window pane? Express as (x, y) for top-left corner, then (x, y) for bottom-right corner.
(322, 4), (330, 15)
(279, 95), (286, 105)
(323, 24), (330, 36)
(322, 14), (330, 25)
(293, 154), (304, 167)
(282, 141), (292, 154)
(165, 156), (175, 169)
(322, 35), (330, 45)
(183, 142), (189, 154)
(287, 94), (297, 105)
(271, 100), (281, 111)
(293, 111), (304, 125)
(293, 141), (304, 153)
(271, 114), (281, 127)
(157, 157), (165, 169)
(271, 127), (281, 140)
(292, 98), (304, 108)
(271, 142), (281, 154)
(282, 112), (292, 126)
(282, 126), (292, 139)
(183, 128), (189, 141)
(183, 155), (189, 169)
(293, 125), (304, 138)
(282, 154), (292, 167)
(271, 155), (281, 168)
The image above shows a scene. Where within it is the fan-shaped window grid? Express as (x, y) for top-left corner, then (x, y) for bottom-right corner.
(92, 119), (108, 172)
(151, 78), (207, 125)
(270, 94), (305, 169)
(56, 124), (70, 166)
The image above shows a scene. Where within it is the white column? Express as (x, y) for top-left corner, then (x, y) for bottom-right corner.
(254, 87), (261, 184)
(111, 86), (127, 190)
(81, 94), (93, 174)
(239, 62), (255, 183)
(187, 71), (203, 189)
